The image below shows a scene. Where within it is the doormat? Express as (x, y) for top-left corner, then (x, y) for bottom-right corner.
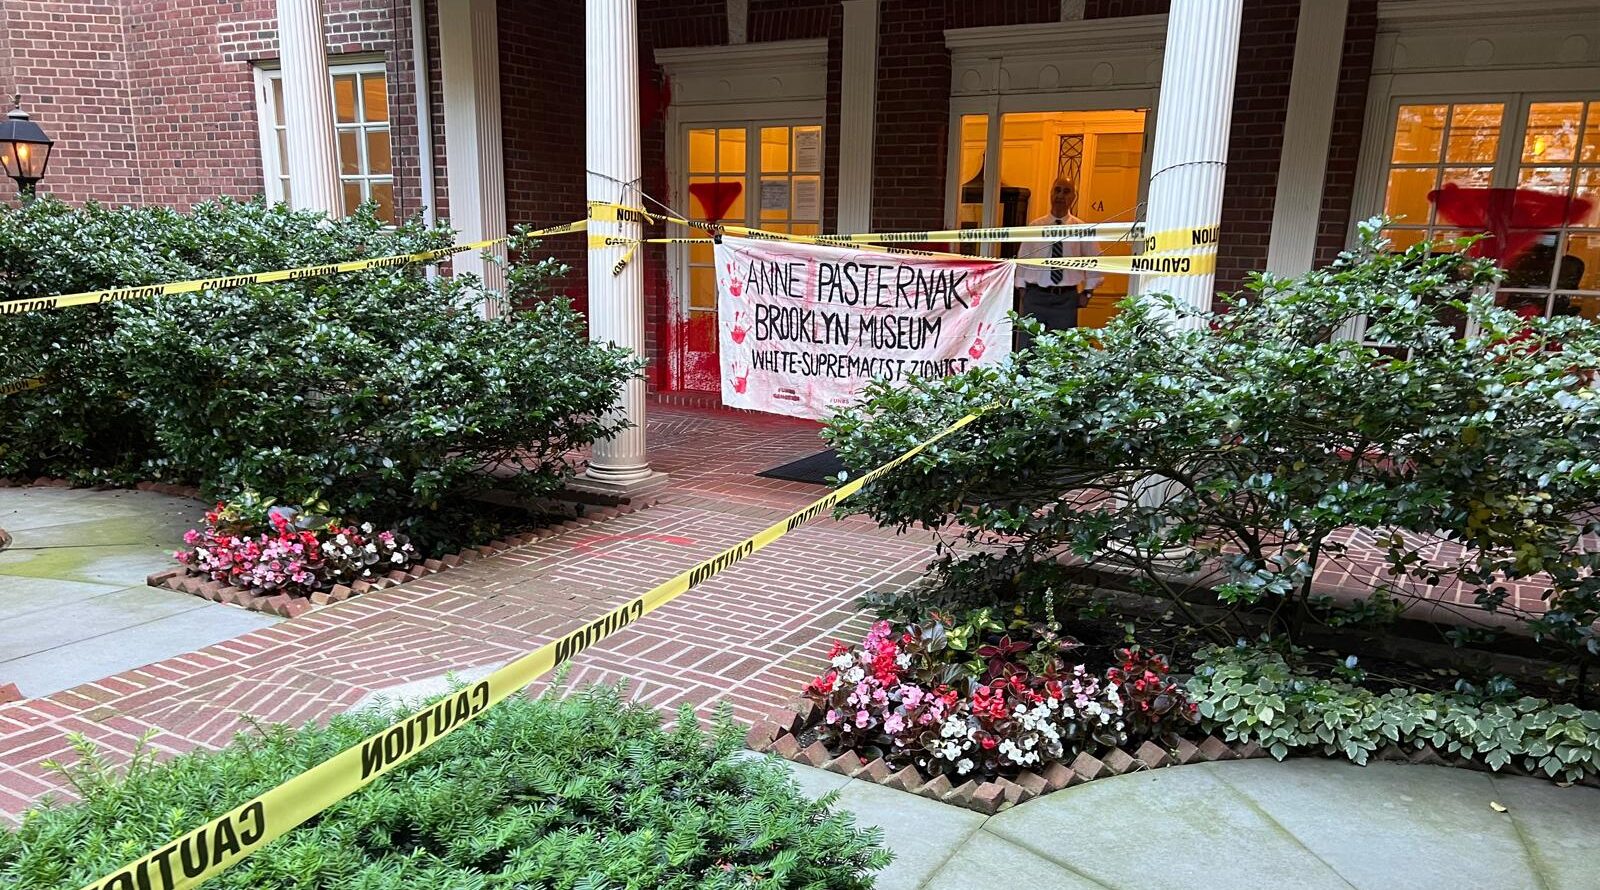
(756, 449), (844, 485)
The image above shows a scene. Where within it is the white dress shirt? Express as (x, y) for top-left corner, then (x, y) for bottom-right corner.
(1014, 211), (1105, 291)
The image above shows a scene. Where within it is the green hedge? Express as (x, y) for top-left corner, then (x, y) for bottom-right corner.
(0, 686), (890, 889)
(0, 198), (638, 545)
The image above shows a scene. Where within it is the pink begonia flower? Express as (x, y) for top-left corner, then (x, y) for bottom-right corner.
(855, 710), (870, 727)
(825, 709), (839, 725)
(883, 714), (905, 735)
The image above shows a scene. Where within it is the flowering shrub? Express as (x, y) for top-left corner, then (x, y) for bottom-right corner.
(176, 501), (415, 596)
(805, 620), (1129, 780)
(1107, 647), (1200, 743)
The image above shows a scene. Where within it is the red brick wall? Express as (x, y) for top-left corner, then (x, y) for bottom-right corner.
(1314, 0), (1377, 269)
(498, 1), (586, 305)
(0, 1), (144, 204)
(2, 0), (428, 215)
(1213, 0), (1301, 290)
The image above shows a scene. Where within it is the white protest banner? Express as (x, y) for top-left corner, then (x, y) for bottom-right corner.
(714, 235), (1015, 419)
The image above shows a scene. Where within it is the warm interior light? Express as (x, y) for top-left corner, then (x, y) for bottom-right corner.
(1533, 135), (1548, 158)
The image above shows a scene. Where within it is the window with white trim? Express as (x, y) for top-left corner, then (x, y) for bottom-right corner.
(254, 62), (395, 223)
(1370, 94), (1600, 341)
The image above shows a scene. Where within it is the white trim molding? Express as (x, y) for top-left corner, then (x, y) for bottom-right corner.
(945, 15), (1166, 97)
(438, 0), (507, 305)
(837, 0), (880, 232)
(1374, 0), (1600, 75)
(1266, 0), (1348, 275)
(654, 39), (827, 110)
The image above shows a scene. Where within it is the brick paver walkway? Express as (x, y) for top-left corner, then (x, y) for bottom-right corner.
(0, 404), (925, 819)
(0, 401), (1561, 821)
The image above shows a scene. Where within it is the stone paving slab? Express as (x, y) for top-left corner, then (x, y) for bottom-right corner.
(0, 489), (277, 699)
(1206, 758), (1538, 890)
(772, 755), (1600, 890)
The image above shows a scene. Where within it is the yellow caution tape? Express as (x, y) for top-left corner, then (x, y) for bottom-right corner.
(75, 410), (982, 890)
(586, 203), (1216, 277)
(0, 220), (588, 317)
(0, 375), (44, 397)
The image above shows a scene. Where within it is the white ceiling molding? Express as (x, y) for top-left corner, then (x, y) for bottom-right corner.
(654, 39), (827, 107)
(1375, 0), (1600, 73)
(944, 14), (1166, 97)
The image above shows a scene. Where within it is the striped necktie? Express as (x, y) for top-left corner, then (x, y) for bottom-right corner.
(1050, 218), (1063, 285)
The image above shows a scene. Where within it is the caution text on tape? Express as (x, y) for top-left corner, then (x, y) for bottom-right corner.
(0, 220), (588, 317)
(76, 410), (982, 890)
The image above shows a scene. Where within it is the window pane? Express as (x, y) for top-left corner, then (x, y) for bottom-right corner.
(1442, 166), (1493, 190)
(688, 240), (713, 265)
(370, 180), (394, 223)
(1555, 293), (1600, 320)
(761, 127), (789, 173)
(1392, 104), (1446, 163)
(1560, 233), (1600, 291)
(362, 74), (388, 123)
(1384, 167), (1437, 224)
(759, 176), (789, 220)
(793, 125), (821, 173)
(1576, 168), (1600, 227)
(1524, 102), (1583, 164)
(688, 129), (715, 173)
(717, 128), (746, 174)
(1583, 101), (1600, 163)
(366, 130), (392, 175)
(1516, 167), (1573, 226)
(793, 175), (821, 221)
(272, 77), (285, 123)
(275, 128), (288, 171)
(333, 74), (358, 124)
(338, 130), (360, 175)
(1382, 227), (1426, 251)
(689, 267), (717, 309)
(1504, 234), (1558, 290)
(280, 177), (291, 206)
(342, 180), (362, 215)
(1498, 291), (1550, 319)
(1445, 103), (1502, 163)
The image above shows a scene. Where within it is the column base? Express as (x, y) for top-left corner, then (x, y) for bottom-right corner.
(568, 469), (672, 500)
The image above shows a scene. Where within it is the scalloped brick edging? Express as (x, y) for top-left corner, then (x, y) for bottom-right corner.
(0, 474), (656, 620)
(743, 699), (1600, 813)
(144, 495), (660, 618)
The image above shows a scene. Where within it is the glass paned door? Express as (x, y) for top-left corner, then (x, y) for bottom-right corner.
(678, 121), (823, 392)
(1370, 94), (1600, 338)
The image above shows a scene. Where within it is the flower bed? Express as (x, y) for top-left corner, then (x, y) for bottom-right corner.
(760, 600), (1600, 814)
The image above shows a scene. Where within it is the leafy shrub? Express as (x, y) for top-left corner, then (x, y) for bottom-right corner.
(0, 199), (638, 550)
(1189, 644), (1600, 782)
(0, 685), (890, 889)
(827, 222), (1600, 679)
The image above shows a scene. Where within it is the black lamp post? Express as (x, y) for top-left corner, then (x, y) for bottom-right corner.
(0, 95), (54, 202)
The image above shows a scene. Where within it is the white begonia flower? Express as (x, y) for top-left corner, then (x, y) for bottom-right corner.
(335, 534), (348, 545)
(365, 543), (378, 553)
(390, 552), (405, 563)
(895, 652), (911, 668)
(956, 758), (974, 774)
(831, 653), (854, 670)
(844, 667), (864, 683)
(361, 522), (374, 533)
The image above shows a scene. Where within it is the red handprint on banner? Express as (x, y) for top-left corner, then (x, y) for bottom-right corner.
(968, 322), (993, 360)
(729, 311), (748, 344)
(726, 263), (743, 297)
(731, 363), (750, 394)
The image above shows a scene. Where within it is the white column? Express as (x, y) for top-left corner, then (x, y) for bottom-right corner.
(276, 0), (342, 215)
(583, 0), (660, 490)
(1265, 0), (1348, 276)
(1142, 0), (1243, 327)
(438, 0), (508, 306)
(837, 0), (880, 233)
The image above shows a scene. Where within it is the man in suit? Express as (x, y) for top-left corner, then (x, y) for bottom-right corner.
(1014, 177), (1103, 349)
